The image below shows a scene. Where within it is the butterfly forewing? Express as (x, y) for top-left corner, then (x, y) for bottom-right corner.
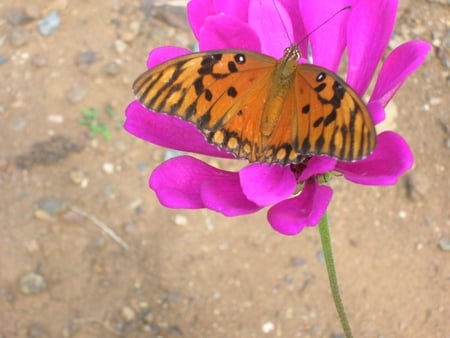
(133, 46), (376, 165)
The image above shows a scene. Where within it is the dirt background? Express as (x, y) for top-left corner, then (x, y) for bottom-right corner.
(1, 0), (449, 337)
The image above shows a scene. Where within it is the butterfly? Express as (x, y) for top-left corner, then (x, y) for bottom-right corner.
(133, 43), (376, 165)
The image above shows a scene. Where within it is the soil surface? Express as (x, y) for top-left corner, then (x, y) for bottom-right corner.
(1, 0), (449, 337)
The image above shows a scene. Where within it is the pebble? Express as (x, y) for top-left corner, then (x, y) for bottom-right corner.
(121, 306), (136, 322)
(290, 256), (306, 266)
(445, 138), (450, 148)
(103, 61), (121, 76)
(36, 198), (64, 214)
(102, 162), (115, 174)
(164, 149), (184, 161)
(173, 214), (187, 225)
(19, 272), (47, 295)
(75, 50), (98, 68)
(114, 39), (128, 54)
(262, 321), (275, 334)
(438, 238), (450, 251)
(69, 168), (89, 188)
(65, 83), (87, 103)
(47, 114), (64, 123)
(0, 56), (7, 65)
(38, 11), (61, 36)
(9, 27), (30, 48)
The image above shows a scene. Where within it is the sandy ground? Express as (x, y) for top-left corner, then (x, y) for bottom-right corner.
(1, 0), (449, 337)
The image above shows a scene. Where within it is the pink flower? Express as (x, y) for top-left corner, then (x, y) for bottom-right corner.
(124, 0), (430, 235)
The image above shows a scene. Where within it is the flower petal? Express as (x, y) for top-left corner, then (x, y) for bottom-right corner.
(239, 164), (297, 206)
(370, 40), (431, 107)
(347, 0), (398, 94)
(299, 0), (353, 71)
(335, 131), (413, 185)
(202, 175), (262, 216)
(187, 0), (215, 40)
(149, 156), (217, 208)
(297, 156), (337, 182)
(248, 0), (293, 58)
(214, 0), (250, 22)
(367, 100), (386, 125)
(124, 101), (234, 159)
(268, 180), (333, 236)
(198, 14), (261, 51)
(146, 46), (191, 68)
(150, 156), (261, 215)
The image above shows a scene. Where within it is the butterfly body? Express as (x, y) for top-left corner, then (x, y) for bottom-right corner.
(133, 44), (376, 165)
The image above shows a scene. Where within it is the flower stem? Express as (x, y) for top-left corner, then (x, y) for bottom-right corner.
(318, 212), (353, 338)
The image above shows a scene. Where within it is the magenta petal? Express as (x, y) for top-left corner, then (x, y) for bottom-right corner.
(299, 0), (353, 71)
(367, 100), (386, 125)
(199, 14), (261, 51)
(239, 164), (297, 206)
(370, 40), (431, 107)
(268, 180), (333, 236)
(248, 0), (293, 58)
(124, 102), (234, 159)
(202, 175), (262, 216)
(187, 0), (215, 40)
(149, 156), (221, 209)
(146, 46), (191, 68)
(335, 131), (413, 185)
(347, 0), (398, 94)
(214, 0), (250, 22)
(297, 157), (337, 182)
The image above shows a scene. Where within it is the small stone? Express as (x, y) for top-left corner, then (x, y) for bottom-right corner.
(75, 50), (98, 67)
(9, 27), (30, 48)
(34, 209), (55, 222)
(398, 210), (407, 219)
(121, 306), (136, 322)
(69, 168), (89, 188)
(290, 256), (306, 266)
(114, 39), (128, 54)
(262, 321), (275, 334)
(0, 56), (7, 65)
(47, 114), (64, 123)
(429, 96), (442, 106)
(20, 272), (47, 295)
(36, 198), (64, 214)
(66, 84), (87, 103)
(102, 162), (115, 174)
(173, 214), (187, 225)
(38, 11), (61, 36)
(164, 149), (184, 161)
(103, 61), (121, 76)
(438, 238), (450, 251)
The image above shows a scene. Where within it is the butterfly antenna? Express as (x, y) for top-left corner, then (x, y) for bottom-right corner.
(273, 0), (293, 43)
(297, 5), (352, 47)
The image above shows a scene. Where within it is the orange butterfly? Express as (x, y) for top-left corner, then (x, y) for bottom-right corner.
(133, 43), (376, 165)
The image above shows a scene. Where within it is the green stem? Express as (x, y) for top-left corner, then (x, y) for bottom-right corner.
(318, 212), (353, 338)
